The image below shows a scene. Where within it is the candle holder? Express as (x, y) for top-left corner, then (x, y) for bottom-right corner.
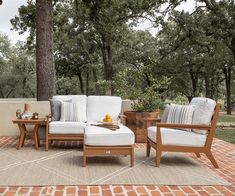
(16, 109), (22, 119)
(32, 112), (39, 120)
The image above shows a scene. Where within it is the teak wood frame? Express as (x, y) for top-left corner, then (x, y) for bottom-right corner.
(45, 114), (84, 151)
(83, 144), (135, 167)
(147, 104), (220, 168)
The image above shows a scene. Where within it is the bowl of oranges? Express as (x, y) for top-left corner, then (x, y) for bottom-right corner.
(102, 114), (116, 125)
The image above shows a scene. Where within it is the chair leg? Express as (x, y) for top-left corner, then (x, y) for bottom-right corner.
(156, 149), (162, 167)
(195, 153), (201, 158)
(205, 151), (219, 168)
(146, 139), (151, 157)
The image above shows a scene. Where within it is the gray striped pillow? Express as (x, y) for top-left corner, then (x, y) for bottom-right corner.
(60, 102), (83, 122)
(166, 105), (196, 126)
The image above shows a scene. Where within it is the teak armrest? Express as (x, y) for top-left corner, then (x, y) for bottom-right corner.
(156, 123), (211, 130)
(119, 114), (127, 125)
(45, 114), (51, 124)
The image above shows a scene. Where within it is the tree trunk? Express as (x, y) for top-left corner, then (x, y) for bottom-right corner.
(77, 71), (84, 94)
(22, 78), (27, 97)
(92, 68), (99, 94)
(36, 0), (55, 100)
(210, 77), (214, 99)
(205, 75), (210, 98)
(101, 34), (113, 95)
(86, 69), (89, 96)
(189, 66), (198, 98)
(223, 65), (231, 115)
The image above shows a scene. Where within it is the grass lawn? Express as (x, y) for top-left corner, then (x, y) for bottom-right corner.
(215, 129), (235, 144)
(218, 113), (235, 122)
(215, 113), (235, 144)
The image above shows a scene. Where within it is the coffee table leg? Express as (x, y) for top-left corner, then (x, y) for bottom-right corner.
(33, 124), (40, 150)
(17, 124), (26, 150)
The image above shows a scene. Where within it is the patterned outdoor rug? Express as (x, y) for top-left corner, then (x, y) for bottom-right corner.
(0, 143), (230, 186)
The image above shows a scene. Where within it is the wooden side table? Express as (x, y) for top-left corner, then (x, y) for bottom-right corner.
(12, 118), (45, 150)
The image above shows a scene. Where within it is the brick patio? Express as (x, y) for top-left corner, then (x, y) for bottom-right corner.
(0, 136), (234, 196)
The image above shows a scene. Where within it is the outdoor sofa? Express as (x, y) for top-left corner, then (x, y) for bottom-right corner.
(45, 95), (135, 166)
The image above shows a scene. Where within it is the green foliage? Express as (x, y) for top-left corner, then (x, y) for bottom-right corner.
(131, 88), (164, 112)
(2, 0), (235, 109)
(0, 33), (35, 98)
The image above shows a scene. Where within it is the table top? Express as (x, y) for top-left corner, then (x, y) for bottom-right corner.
(12, 118), (46, 124)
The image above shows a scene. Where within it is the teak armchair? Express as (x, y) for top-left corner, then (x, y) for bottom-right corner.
(147, 103), (220, 168)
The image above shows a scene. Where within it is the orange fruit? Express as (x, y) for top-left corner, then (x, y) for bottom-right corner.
(105, 114), (111, 119)
(107, 118), (112, 122)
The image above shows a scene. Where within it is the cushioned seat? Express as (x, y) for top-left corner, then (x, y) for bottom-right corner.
(84, 125), (135, 146)
(148, 126), (207, 147)
(49, 121), (86, 134)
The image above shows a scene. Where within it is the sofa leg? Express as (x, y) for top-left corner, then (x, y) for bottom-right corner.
(146, 139), (151, 157)
(205, 151), (219, 168)
(130, 146), (134, 167)
(156, 150), (162, 167)
(83, 156), (87, 167)
(45, 138), (49, 151)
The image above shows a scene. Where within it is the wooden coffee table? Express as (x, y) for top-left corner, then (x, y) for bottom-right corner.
(12, 118), (45, 150)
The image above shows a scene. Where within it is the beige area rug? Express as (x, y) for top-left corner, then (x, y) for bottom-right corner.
(0, 144), (230, 186)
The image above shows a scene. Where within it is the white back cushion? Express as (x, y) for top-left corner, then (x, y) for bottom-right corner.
(190, 97), (216, 125)
(86, 96), (122, 122)
(53, 95), (87, 122)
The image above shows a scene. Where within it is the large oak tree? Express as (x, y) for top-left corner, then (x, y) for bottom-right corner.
(36, 0), (56, 100)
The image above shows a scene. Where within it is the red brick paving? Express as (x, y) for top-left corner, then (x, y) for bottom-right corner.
(0, 136), (235, 195)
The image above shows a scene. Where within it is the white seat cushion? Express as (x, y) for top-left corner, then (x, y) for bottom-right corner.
(49, 121), (86, 134)
(86, 96), (122, 122)
(148, 126), (207, 147)
(84, 125), (135, 146)
(53, 95), (87, 122)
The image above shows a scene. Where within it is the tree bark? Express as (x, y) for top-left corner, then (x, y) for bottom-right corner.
(36, 0), (55, 100)
(92, 68), (99, 94)
(205, 75), (210, 98)
(223, 65), (231, 115)
(22, 77), (27, 97)
(77, 71), (84, 94)
(189, 66), (198, 98)
(101, 34), (113, 95)
(86, 69), (89, 96)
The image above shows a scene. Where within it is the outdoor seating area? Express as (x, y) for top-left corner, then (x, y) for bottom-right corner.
(0, 94), (234, 195)
(13, 95), (220, 169)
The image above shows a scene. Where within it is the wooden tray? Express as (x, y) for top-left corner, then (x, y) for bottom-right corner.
(90, 124), (120, 131)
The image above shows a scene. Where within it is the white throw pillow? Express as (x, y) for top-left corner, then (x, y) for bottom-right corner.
(190, 97), (216, 134)
(166, 105), (196, 129)
(60, 102), (86, 122)
(161, 104), (176, 123)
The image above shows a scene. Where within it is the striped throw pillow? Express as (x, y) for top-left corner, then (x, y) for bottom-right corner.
(166, 105), (196, 126)
(60, 102), (85, 122)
